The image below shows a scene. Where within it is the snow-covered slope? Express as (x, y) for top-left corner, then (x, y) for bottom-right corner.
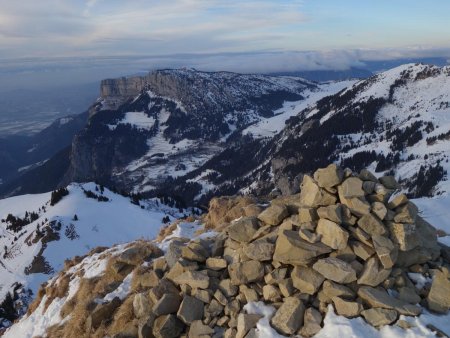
(238, 63), (450, 198)
(0, 182), (183, 325)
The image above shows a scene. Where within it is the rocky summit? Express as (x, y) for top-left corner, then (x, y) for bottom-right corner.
(6, 164), (450, 338)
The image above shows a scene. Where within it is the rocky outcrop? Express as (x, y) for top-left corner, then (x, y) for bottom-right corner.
(10, 164), (449, 337)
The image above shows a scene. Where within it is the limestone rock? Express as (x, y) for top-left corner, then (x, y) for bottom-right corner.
(299, 228), (321, 243)
(227, 217), (260, 243)
(228, 261), (264, 285)
(338, 187), (371, 217)
(299, 307), (322, 337)
(313, 164), (344, 188)
(372, 235), (398, 269)
(388, 222), (420, 251)
(351, 241), (375, 261)
(359, 169), (378, 182)
(236, 314), (262, 338)
(173, 270), (209, 289)
(357, 213), (387, 236)
(243, 240), (275, 262)
(189, 320), (214, 337)
(357, 286), (421, 316)
(177, 296), (204, 325)
(357, 256), (391, 287)
(322, 280), (355, 300)
(271, 297), (305, 336)
(300, 176), (337, 208)
(90, 297), (122, 329)
(388, 194), (409, 209)
(291, 266), (325, 295)
(332, 297), (363, 318)
(133, 292), (152, 319)
(316, 219), (349, 250)
(340, 177), (365, 198)
(394, 202), (418, 224)
(372, 202), (387, 220)
(361, 308), (398, 327)
(379, 176), (400, 189)
(298, 208), (319, 223)
(427, 270), (450, 313)
(273, 230), (332, 265)
(258, 204), (289, 226)
(153, 314), (185, 338)
(181, 242), (209, 262)
(317, 204), (343, 223)
(313, 257), (357, 284)
(152, 293), (181, 316)
(206, 257), (227, 270)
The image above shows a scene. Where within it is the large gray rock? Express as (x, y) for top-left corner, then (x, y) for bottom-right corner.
(312, 257), (357, 283)
(271, 297), (305, 336)
(372, 235), (398, 269)
(299, 307), (322, 337)
(228, 260), (264, 285)
(291, 266), (325, 295)
(372, 202), (387, 220)
(236, 313), (262, 338)
(181, 242), (209, 262)
(357, 286), (421, 316)
(317, 204), (343, 223)
(300, 176), (337, 208)
(340, 177), (365, 198)
(152, 293), (182, 316)
(313, 163), (344, 188)
(338, 187), (371, 217)
(427, 270), (450, 313)
(177, 296), (204, 324)
(316, 219), (349, 250)
(332, 297), (363, 318)
(243, 240), (275, 261)
(173, 270), (209, 289)
(357, 213), (387, 236)
(153, 314), (185, 338)
(189, 320), (214, 337)
(357, 256), (391, 287)
(393, 202), (418, 224)
(165, 240), (186, 268)
(133, 292), (152, 319)
(388, 222), (420, 251)
(361, 308), (398, 327)
(359, 169), (378, 182)
(273, 230), (332, 265)
(227, 217), (260, 243)
(258, 204), (289, 225)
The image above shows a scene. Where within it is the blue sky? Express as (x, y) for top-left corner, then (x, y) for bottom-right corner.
(0, 0), (449, 69)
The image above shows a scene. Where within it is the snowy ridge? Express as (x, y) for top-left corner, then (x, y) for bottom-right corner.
(0, 183), (183, 307)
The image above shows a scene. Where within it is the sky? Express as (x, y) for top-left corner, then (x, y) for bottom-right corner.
(1, 0), (449, 63)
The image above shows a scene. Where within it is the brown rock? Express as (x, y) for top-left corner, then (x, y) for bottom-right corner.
(357, 286), (421, 316)
(227, 217), (260, 243)
(359, 169), (378, 182)
(312, 257), (357, 284)
(379, 176), (400, 189)
(340, 177), (365, 198)
(173, 270), (209, 289)
(228, 261), (264, 285)
(388, 194), (409, 209)
(243, 240), (275, 262)
(351, 241), (375, 260)
(300, 176), (337, 208)
(322, 280), (355, 300)
(372, 235), (398, 268)
(357, 213), (387, 236)
(313, 164), (344, 188)
(177, 296), (204, 324)
(357, 256), (391, 287)
(273, 230), (332, 265)
(299, 307), (322, 337)
(189, 320), (214, 337)
(316, 219), (349, 250)
(271, 297), (305, 336)
(427, 270), (450, 313)
(258, 204), (289, 226)
(153, 314), (185, 338)
(206, 257), (227, 270)
(361, 308), (398, 327)
(388, 222), (420, 251)
(292, 266), (325, 295)
(317, 204), (343, 223)
(332, 297), (363, 318)
(298, 208), (319, 223)
(372, 202), (387, 220)
(299, 228), (321, 243)
(152, 293), (181, 316)
(338, 187), (371, 217)
(236, 313), (262, 338)
(394, 202), (418, 224)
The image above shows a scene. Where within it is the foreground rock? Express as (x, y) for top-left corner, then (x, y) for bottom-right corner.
(16, 164), (449, 338)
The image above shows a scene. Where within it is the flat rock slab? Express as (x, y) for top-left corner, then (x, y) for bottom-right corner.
(313, 257), (357, 284)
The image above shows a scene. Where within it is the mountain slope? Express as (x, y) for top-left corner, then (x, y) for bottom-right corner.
(172, 63), (450, 202)
(0, 182), (184, 328)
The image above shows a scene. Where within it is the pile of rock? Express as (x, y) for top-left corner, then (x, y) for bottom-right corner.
(31, 164), (450, 338)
